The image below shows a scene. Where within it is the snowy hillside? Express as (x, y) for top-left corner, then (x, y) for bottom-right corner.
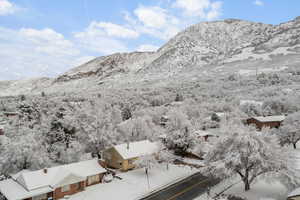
(1, 17), (300, 96)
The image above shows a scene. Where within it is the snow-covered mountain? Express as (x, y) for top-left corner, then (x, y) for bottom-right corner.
(1, 17), (300, 96)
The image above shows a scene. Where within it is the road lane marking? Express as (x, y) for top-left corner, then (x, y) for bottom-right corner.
(166, 179), (211, 200)
(143, 174), (201, 199)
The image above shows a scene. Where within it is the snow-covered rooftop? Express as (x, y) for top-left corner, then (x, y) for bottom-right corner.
(252, 115), (285, 122)
(0, 179), (52, 200)
(0, 159), (106, 199)
(215, 112), (225, 117)
(194, 130), (215, 137)
(288, 187), (300, 198)
(114, 140), (159, 160)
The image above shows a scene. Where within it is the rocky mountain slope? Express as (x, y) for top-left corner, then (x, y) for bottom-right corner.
(1, 17), (300, 96)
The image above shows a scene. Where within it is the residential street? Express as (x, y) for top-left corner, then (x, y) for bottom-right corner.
(140, 172), (220, 200)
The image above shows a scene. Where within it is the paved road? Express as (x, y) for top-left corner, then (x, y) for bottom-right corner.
(140, 172), (219, 200)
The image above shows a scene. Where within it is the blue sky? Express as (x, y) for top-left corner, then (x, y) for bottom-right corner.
(0, 0), (299, 80)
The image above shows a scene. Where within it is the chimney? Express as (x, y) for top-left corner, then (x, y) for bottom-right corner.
(43, 168), (48, 174)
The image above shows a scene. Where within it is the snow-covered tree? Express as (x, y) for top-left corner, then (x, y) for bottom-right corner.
(165, 109), (190, 132)
(0, 134), (50, 174)
(277, 112), (300, 149)
(205, 123), (287, 191)
(117, 116), (160, 142)
(165, 127), (196, 155)
(157, 148), (175, 170)
(164, 109), (196, 155)
(134, 154), (158, 171)
(55, 141), (84, 164)
(75, 100), (120, 158)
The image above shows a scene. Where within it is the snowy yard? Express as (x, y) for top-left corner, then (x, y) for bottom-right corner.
(196, 147), (300, 200)
(68, 165), (197, 200)
(224, 179), (288, 200)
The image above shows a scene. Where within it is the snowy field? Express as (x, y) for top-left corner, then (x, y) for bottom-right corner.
(68, 165), (197, 200)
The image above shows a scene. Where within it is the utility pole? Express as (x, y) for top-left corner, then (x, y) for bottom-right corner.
(256, 66), (258, 79)
(146, 167), (150, 190)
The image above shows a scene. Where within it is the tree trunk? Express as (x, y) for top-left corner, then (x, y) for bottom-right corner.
(293, 143), (297, 149)
(244, 179), (250, 191)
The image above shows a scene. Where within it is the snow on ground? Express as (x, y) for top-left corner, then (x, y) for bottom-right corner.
(224, 179), (288, 200)
(68, 165), (197, 200)
(182, 158), (205, 166)
(226, 45), (300, 63)
(238, 66), (288, 76)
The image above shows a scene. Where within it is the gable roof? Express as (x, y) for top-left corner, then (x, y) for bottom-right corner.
(113, 140), (159, 160)
(51, 169), (85, 188)
(0, 179), (52, 200)
(252, 115), (285, 122)
(7, 159), (106, 192)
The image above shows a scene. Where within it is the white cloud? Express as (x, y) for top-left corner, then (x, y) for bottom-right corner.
(172, 0), (222, 20)
(206, 1), (223, 20)
(0, 27), (84, 80)
(126, 1), (223, 41)
(253, 0), (264, 6)
(131, 5), (180, 40)
(90, 22), (139, 38)
(20, 28), (79, 56)
(134, 6), (169, 28)
(0, 0), (17, 16)
(73, 21), (131, 54)
(137, 44), (159, 52)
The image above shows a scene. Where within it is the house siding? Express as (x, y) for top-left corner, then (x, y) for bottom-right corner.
(24, 173), (105, 200)
(85, 173), (104, 187)
(103, 147), (124, 169)
(53, 181), (85, 200)
(24, 192), (53, 200)
(247, 118), (282, 130)
(122, 158), (137, 171)
(103, 147), (138, 171)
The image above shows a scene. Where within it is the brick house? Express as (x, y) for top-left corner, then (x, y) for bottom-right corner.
(103, 140), (158, 171)
(3, 112), (19, 118)
(194, 130), (216, 142)
(0, 159), (106, 200)
(246, 115), (285, 130)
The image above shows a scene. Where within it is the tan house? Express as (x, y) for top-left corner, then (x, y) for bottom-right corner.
(246, 115), (285, 130)
(103, 140), (158, 171)
(0, 159), (106, 200)
(287, 188), (300, 200)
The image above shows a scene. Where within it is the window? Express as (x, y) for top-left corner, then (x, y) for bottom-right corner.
(61, 185), (71, 192)
(88, 175), (100, 185)
(32, 193), (48, 200)
(73, 182), (82, 190)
